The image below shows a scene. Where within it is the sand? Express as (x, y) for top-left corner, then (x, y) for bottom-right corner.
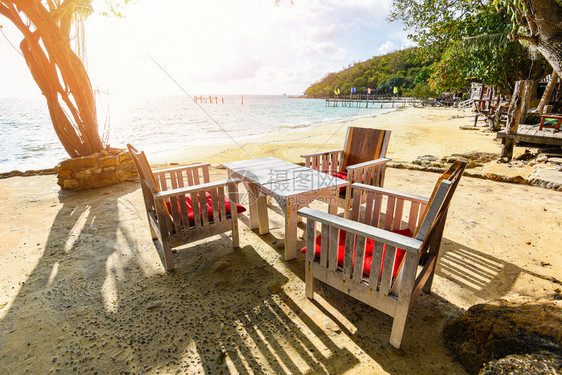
(155, 106), (499, 166)
(0, 106), (560, 374)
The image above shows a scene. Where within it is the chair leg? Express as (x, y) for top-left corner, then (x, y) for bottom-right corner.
(162, 242), (175, 271)
(149, 223), (158, 241)
(389, 307), (409, 349)
(231, 220), (240, 248)
(305, 260), (315, 299)
(423, 271), (435, 293)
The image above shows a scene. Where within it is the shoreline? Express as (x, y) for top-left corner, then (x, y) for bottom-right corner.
(153, 106), (491, 166)
(4, 106), (560, 190)
(0, 96), (395, 175)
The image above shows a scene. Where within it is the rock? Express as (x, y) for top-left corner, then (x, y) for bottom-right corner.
(536, 155), (548, 163)
(146, 300), (163, 310)
(450, 152), (498, 163)
(57, 149), (138, 190)
(58, 169), (73, 178)
(413, 155), (440, 167)
(443, 296), (562, 375)
(63, 179), (80, 190)
(548, 157), (562, 165)
(267, 283), (283, 294)
(479, 351), (562, 375)
(97, 156), (119, 168)
(418, 155), (439, 162)
(58, 154), (97, 170)
(528, 169), (562, 191)
(514, 149), (534, 161)
(75, 169), (93, 179)
(214, 261), (231, 272)
(323, 318), (341, 336)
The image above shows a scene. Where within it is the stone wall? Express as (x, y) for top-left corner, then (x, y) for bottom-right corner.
(57, 148), (137, 190)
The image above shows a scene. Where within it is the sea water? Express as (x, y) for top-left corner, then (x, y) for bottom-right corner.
(0, 95), (394, 173)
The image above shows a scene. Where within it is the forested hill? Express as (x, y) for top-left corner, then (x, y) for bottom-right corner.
(304, 48), (438, 98)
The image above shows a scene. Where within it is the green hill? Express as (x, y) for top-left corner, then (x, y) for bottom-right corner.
(304, 47), (438, 98)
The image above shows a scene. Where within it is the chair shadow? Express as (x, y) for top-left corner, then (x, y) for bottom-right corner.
(436, 239), (562, 300)
(235, 198), (562, 372)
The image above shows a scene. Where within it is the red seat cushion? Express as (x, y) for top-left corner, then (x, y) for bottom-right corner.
(332, 171), (348, 193)
(165, 191), (246, 227)
(301, 227), (411, 278)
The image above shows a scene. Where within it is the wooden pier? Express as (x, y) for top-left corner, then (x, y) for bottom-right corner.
(326, 96), (418, 108)
(194, 95), (225, 104)
(496, 124), (562, 146)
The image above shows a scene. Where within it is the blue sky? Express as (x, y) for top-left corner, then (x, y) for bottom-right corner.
(0, 0), (412, 99)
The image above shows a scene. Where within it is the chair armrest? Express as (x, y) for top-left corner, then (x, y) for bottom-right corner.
(351, 183), (429, 204)
(154, 178), (241, 200)
(152, 163), (210, 177)
(300, 149), (343, 158)
(346, 157), (391, 171)
(297, 207), (422, 253)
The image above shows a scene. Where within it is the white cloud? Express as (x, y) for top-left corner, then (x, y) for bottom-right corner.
(0, 0), (407, 97)
(377, 40), (395, 55)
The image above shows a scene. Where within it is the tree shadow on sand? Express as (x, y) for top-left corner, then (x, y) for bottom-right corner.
(0, 183), (361, 374)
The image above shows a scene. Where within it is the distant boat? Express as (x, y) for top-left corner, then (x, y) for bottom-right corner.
(283, 93), (287, 96)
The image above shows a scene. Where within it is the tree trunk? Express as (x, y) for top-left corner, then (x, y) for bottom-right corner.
(537, 71), (559, 113)
(529, 0), (562, 79)
(0, 1), (103, 158)
(519, 79), (535, 124)
(488, 100), (505, 132)
(501, 80), (533, 161)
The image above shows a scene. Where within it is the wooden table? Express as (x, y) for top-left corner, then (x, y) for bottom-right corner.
(222, 157), (349, 260)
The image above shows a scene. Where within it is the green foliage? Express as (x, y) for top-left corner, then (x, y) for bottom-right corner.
(412, 66), (433, 87)
(403, 81), (439, 98)
(390, 0), (548, 96)
(98, 0), (134, 17)
(304, 48), (437, 98)
(428, 34), (538, 95)
(377, 76), (406, 94)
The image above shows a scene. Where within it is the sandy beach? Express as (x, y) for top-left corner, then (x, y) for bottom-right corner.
(154, 107), (500, 166)
(0, 106), (560, 374)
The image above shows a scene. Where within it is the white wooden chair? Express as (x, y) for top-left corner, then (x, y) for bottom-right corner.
(298, 160), (467, 348)
(127, 145), (244, 271)
(301, 126), (391, 217)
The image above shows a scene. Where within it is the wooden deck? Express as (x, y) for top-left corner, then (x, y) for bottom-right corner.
(496, 124), (562, 146)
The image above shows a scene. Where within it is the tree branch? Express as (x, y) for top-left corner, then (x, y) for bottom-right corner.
(0, 3), (15, 23)
(509, 33), (539, 45)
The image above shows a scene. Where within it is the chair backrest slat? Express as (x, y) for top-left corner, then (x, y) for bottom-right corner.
(328, 226), (339, 272)
(414, 160), (466, 238)
(190, 192), (202, 229)
(320, 223), (330, 268)
(340, 127), (391, 171)
(127, 144), (159, 194)
(209, 189), (220, 223)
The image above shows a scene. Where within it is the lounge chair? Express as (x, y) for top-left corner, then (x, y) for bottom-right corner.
(127, 145), (245, 271)
(298, 160), (467, 348)
(301, 126), (391, 217)
(538, 114), (562, 130)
